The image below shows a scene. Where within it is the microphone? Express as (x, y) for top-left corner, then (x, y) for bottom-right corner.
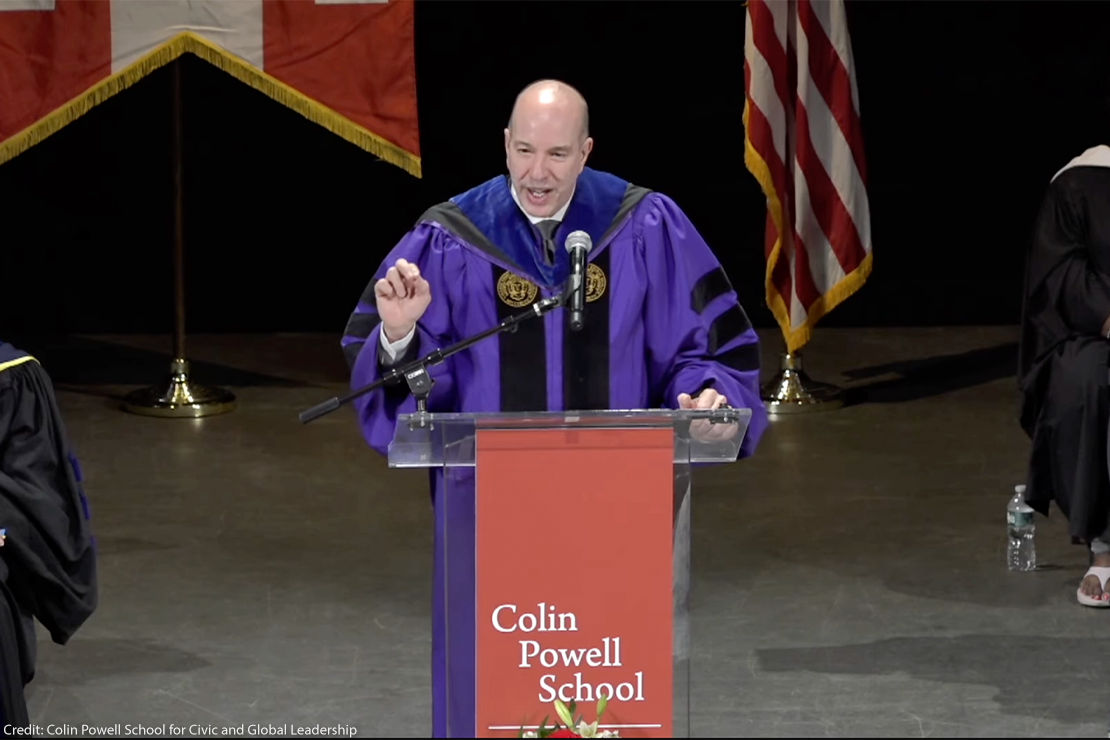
(564, 230), (592, 331)
(298, 290), (562, 424)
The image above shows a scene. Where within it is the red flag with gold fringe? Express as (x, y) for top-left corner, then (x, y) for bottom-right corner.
(0, 0), (421, 177)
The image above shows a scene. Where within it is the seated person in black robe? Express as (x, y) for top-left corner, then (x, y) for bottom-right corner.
(1019, 145), (1110, 607)
(0, 341), (97, 729)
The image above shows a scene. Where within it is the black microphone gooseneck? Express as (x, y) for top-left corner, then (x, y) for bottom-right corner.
(299, 293), (563, 425)
(300, 228), (600, 425)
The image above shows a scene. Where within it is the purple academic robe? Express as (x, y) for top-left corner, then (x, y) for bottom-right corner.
(341, 168), (768, 737)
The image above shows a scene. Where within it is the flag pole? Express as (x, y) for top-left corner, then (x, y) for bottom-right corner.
(122, 56), (236, 418)
(760, 346), (845, 415)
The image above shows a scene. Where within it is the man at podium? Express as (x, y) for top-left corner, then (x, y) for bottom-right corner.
(340, 79), (768, 736)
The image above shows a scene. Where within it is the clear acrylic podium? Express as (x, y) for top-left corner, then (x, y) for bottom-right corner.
(389, 408), (751, 739)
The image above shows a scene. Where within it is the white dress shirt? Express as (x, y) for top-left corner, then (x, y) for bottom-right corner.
(379, 182), (575, 364)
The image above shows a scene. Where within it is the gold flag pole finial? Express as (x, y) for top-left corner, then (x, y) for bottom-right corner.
(122, 57), (235, 418)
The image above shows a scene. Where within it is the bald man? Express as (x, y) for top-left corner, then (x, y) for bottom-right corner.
(340, 80), (767, 737)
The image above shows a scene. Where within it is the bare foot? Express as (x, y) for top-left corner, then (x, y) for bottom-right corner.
(1080, 553), (1110, 601)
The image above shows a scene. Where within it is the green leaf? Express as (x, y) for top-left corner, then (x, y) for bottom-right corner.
(597, 694), (609, 720)
(554, 698), (575, 728)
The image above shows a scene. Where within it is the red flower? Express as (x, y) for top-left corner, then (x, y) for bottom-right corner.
(547, 732), (580, 739)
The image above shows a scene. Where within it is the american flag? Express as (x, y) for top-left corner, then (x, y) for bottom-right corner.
(743, 0), (872, 353)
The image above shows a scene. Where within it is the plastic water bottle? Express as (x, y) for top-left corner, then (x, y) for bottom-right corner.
(1007, 484), (1036, 571)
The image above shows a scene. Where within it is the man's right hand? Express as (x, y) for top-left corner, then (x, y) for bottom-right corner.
(375, 258), (432, 341)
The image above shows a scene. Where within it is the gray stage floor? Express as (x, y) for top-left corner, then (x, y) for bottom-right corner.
(12, 327), (1108, 738)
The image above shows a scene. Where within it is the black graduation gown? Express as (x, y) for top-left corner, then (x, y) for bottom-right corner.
(1019, 160), (1110, 543)
(0, 343), (97, 731)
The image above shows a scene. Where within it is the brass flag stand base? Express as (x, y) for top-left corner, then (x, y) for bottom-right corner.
(761, 351), (845, 415)
(122, 358), (236, 418)
(122, 57), (236, 419)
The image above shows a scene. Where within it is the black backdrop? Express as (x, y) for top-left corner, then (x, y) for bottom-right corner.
(1, 0), (1109, 341)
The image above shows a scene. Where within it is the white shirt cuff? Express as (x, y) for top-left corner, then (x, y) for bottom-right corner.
(379, 325), (415, 365)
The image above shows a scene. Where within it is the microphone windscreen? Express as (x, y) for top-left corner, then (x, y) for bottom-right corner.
(564, 230), (593, 254)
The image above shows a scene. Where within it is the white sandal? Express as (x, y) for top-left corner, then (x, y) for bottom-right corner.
(1077, 566), (1110, 607)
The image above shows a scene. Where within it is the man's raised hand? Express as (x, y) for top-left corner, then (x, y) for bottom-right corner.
(375, 258), (431, 341)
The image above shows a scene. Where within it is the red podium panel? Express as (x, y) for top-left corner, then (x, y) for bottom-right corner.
(387, 407), (751, 738)
(474, 427), (675, 738)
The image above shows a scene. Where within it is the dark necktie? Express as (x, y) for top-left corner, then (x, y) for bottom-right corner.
(536, 219), (559, 266)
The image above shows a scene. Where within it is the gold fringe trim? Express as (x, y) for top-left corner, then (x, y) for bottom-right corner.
(742, 96), (871, 354)
(0, 31), (421, 178)
(742, 96), (794, 348)
(0, 355), (37, 374)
